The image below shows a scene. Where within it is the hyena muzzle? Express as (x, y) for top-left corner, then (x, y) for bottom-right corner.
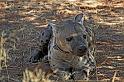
(48, 13), (96, 80)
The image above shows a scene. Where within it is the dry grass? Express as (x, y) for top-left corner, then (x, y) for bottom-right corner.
(23, 68), (51, 82)
(0, 31), (7, 70)
(0, 31), (9, 80)
(112, 71), (117, 82)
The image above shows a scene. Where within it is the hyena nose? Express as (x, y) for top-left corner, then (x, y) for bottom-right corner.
(78, 45), (87, 53)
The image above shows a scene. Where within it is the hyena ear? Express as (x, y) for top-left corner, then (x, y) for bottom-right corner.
(47, 23), (53, 34)
(74, 13), (84, 25)
(48, 23), (55, 30)
(48, 23), (56, 35)
(47, 23), (53, 30)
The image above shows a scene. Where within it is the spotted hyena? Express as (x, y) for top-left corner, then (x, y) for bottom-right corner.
(48, 13), (96, 80)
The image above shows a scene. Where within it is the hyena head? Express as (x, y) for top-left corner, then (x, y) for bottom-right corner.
(50, 13), (92, 57)
(40, 24), (52, 45)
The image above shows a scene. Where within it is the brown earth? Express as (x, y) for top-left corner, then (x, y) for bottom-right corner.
(0, 0), (124, 82)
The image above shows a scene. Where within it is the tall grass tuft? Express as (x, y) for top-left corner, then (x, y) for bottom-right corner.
(0, 31), (9, 70)
(23, 68), (51, 82)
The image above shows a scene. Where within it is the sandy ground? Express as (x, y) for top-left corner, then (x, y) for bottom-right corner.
(0, 0), (124, 82)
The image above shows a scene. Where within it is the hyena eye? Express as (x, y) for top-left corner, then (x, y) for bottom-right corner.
(66, 36), (73, 42)
(83, 35), (86, 39)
